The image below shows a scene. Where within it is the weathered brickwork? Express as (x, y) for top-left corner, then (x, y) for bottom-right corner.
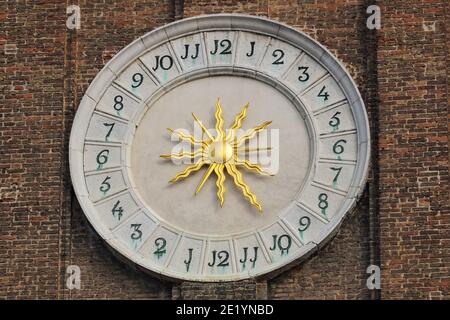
(0, 0), (448, 300)
(376, 1), (450, 299)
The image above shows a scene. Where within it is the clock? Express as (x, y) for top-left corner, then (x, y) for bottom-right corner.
(69, 14), (370, 282)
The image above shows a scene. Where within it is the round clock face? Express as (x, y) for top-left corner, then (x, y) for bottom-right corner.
(69, 14), (370, 282)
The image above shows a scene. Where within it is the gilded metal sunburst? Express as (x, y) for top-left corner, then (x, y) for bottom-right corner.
(161, 99), (274, 212)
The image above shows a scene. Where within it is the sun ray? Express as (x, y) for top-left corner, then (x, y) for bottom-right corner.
(233, 121), (272, 147)
(160, 149), (205, 160)
(214, 165), (226, 207)
(225, 163), (262, 212)
(169, 160), (205, 183)
(226, 102), (249, 141)
(167, 128), (207, 148)
(195, 164), (216, 194)
(235, 146), (272, 153)
(233, 156), (273, 176)
(214, 99), (225, 139)
(192, 112), (214, 141)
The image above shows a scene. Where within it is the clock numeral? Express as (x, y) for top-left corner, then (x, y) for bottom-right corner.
(96, 149), (109, 170)
(297, 66), (310, 82)
(152, 55), (174, 71)
(239, 246), (258, 269)
(332, 139), (347, 155)
(272, 49), (284, 65)
(246, 41), (255, 57)
(269, 234), (292, 255)
(99, 176), (111, 195)
(208, 250), (229, 267)
(113, 95), (123, 112)
(131, 73), (143, 88)
(111, 200), (123, 221)
(184, 248), (193, 272)
(153, 237), (167, 259)
(329, 111), (341, 130)
(318, 193), (329, 216)
(181, 43), (200, 60)
(298, 216), (311, 232)
(298, 216), (311, 240)
(210, 39), (232, 55)
(330, 166), (343, 184)
(130, 223), (142, 241)
(318, 85), (330, 101)
(103, 122), (115, 141)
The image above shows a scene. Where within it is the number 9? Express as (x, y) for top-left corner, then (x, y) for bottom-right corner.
(131, 72), (143, 88)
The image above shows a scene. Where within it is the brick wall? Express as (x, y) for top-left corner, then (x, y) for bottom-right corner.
(0, 1), (66, 299)
(0, 0), (448, 299)
(377, 0), (450, 299)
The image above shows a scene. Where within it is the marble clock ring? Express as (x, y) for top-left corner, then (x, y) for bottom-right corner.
(69, 14), (370, 282)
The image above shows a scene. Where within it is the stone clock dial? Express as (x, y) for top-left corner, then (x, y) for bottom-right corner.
(69, 14), (370, 282)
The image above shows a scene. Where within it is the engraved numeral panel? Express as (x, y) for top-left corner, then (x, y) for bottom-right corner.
(96, 85), (140, 120)
(83, 143), (121, 172)
(315, 161), (355, 192)
(235, 32), (269, 69)
(282, 204), (327, 244)
(94, 191), (139, 229)
(85, 170), (127, 202)
(171, 33), (206, 72)
(85, 113), (128, 143)
(115, 63), (158, 102)
(114, 211), (158, 251)
(259, 39), (301, 78)
(319, 133), (358, 161)
(205, 31), (236, 67)
(315, 102), (356, 134)
(140, 44), (181, 83)
(284, 53), (328, 94)
(139, 226), (179, 266)
(260, 223), (300, 262)
(302, 76), (346, 112)
(169, 236), (204, 275)
(234, 234), (268, 273)
(205, 240), (233, 275)
(298, 184), (346, 221)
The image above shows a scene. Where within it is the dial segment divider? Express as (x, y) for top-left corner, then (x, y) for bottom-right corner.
(319, 129), (357, 139)
(92, 110), (129, 126)
(109, 205), (144, 233)
(84, 167), (127, 202)
(280, 217), (305, 246)
(110, 81), (142, 104)
(295, 201), (330, 224)
(199, 239), (207, 276)
(311, 181), (347, 197)
(280, 51), (306, 81)
(279, 50), (303, 80)
(256, 231), (274, 264)
(229, 238), (237, 274)
(163, 232), (183, 269)
(135, 58), (161, 87)
(319, 158), (357, 165)
(298, 72), (330, 97)
(312, 99), (349, 117)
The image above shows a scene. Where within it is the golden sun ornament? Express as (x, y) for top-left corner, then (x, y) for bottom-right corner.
(160, 99), (274, 212)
